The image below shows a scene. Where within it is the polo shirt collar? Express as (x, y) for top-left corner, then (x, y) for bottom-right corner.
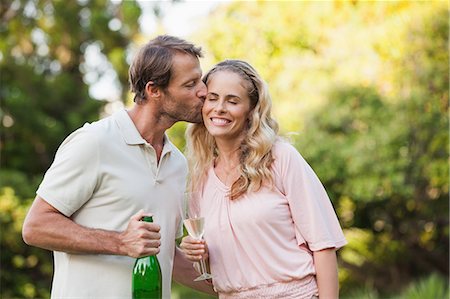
(114, 109), (144, 145)
(113, 109), (174, 154)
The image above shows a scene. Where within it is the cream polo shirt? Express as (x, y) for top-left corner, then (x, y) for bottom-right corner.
(37, 109), (186, 299)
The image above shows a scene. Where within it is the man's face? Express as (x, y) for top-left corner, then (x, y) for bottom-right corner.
(160, 52), (206, 123)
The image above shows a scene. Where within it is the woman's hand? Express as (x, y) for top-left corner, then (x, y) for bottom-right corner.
(179, 235), (209, 262)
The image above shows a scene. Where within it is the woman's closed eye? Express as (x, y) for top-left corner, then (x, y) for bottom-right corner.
(206, 94), (218, 101)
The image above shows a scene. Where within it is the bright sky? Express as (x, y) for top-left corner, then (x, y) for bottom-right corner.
(139, 0), (221, 37)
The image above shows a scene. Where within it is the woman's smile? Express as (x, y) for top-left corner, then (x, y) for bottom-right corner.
(202, 71), (252, 140)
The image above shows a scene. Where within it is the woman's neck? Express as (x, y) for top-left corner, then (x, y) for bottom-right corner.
(214, 141), (242, 187)
(215, 138), (242, 167)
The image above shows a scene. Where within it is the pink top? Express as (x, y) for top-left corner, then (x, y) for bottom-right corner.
(199, 141), (347, 294)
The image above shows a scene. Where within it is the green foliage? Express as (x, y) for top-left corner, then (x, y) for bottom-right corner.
(1, 0), (142, 178)
(340, 273), (450, 299)
(195, 0), (449, 296)
(1, 0), (142, 297)
(396, 273), (449, 299)
(172, 282), (216, 299)
(299, 78), (448, 294)
(295, 7), (448, 295)
(1, 0), (448, 298)
(0, 187), (52, 298)
(342, 287), (380, 299)
(168, 121), (188, 152)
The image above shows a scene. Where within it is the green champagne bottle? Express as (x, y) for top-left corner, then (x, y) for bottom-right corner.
(132, 216), (162, 299)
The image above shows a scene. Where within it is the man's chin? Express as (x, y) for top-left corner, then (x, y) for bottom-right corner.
(183, 114), (203, 124)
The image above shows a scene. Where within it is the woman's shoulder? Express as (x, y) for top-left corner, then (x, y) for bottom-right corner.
(272, 138), (302, 158)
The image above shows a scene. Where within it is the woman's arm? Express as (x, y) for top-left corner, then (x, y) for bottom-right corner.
(173, 246), (216, 295)
(313, 248), (339, 299)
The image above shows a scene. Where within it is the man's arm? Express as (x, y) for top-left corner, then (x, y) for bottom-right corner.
(22, 196), (160, 258)
(172, 247), (216, 296)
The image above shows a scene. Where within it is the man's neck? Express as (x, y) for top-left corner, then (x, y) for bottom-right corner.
(127, 104), (175, 160)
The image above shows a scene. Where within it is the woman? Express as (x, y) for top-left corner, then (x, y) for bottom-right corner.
(181, 60), (347, 299)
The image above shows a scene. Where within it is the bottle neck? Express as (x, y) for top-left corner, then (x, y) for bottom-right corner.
(141, 216), (153, 223)
(139, 216), (156, 258)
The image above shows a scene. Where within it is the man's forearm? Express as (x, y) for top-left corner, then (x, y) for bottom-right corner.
(23, 197), (161, 258)
(22, 197), (126, 255)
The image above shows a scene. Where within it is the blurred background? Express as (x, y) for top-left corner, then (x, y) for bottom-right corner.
(0, 0), (448, 298)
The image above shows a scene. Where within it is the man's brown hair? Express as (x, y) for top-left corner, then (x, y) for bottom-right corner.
(129, 35), (203, 104)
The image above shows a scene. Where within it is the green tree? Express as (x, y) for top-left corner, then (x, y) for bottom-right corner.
(1, 0), (141, 183)
(296, 4), (448, 296)
(195, 0), (448, 295)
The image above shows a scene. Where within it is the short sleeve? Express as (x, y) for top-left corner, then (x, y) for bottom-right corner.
(272, 141), (347, 251)
(37, 126), (99, 217)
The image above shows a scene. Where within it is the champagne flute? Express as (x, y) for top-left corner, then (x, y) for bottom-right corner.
(183, 192), (213, 281)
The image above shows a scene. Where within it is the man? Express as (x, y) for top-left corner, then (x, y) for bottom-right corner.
(22, 35), (214, 298)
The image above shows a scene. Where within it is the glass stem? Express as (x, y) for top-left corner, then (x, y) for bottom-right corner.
(199, 259), (208, 275)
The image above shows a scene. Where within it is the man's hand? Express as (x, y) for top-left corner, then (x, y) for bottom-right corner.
(119, 210), (161, 258)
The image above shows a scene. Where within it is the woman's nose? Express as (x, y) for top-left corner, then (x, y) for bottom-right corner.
(213, 100), (226, 113)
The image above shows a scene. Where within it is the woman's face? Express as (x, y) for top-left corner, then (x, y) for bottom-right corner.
(202, 70), (252, 141)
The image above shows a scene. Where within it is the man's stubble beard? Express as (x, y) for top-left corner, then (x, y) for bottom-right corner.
(163, 92), (204, 124)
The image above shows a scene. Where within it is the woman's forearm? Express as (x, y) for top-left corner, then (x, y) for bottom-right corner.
(313, 248), (339, 299)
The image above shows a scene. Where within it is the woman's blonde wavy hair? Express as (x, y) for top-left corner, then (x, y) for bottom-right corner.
(185, 59), (279, 200)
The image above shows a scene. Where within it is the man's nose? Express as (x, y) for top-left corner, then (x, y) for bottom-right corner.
(197, 81), (207, 99)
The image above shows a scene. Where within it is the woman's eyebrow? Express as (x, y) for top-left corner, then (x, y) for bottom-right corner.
(207, 91), (241, 99)
(224, 94), (241, 100)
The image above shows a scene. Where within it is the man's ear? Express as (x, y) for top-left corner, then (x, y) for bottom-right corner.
(145, 81), (161, 100)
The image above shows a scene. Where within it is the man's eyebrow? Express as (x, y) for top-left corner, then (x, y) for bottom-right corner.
(182, 74), (202, 85)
